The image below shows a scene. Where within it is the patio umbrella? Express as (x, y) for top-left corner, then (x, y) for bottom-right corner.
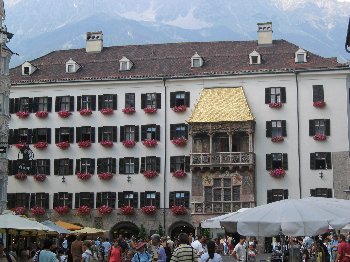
(73, 227), (107, 234)
(220, 197), (350, 236)
(55, 220), (82, 231)
(41, 220), (72, 234)
(201, 208), (249, 229)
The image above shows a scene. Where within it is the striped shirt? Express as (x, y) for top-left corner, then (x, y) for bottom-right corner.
(170, 244), (198, 262)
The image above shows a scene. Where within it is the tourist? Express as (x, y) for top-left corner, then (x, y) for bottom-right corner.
(199, 240), (222, 262)
(71, 235), (83, 262)
(81, 241), (93, 262)
(38, 238), (59, 262)
(0, 238), (16, 262)
(231, 236), (246, 261)
(107, 240), (122, 262)
(102, 239), (111, 261)
(191, 235), (205, 257)
(170, 233), (198, 262)
(335, 234), (350, 262)
(330, 235), (339, 262)
(132, 242), (150, 262)
(150, 234), (166, 262)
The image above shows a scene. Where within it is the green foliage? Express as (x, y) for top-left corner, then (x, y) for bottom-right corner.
(201, 228), (210, 238)
(139, 224), (146, 240)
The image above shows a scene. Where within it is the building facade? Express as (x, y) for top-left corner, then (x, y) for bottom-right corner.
(7, 23), (350, 235)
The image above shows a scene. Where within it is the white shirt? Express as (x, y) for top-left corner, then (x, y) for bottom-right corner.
(102, 241), (111, 253)
(191, 240), (204, 255)
(82, 250), (93, 262)
(233, 243), (246, 261)
(199, 252), (223, 262)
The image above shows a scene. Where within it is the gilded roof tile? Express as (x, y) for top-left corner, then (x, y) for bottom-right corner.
(187, 87), (254, 123)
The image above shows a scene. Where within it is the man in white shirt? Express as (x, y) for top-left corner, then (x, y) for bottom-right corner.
(191, 235), (205, 257)
(232, 236), (246, 261)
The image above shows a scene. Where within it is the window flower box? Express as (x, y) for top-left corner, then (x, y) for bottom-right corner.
(16, 111), (30, 119)
(33, 174), (46, 182)
(172, 170), (187, 178)
(34, 141), (48, 149)
(269, 168), (286, 178)
(100, 140), (113, 148)
(269, 102), (283, 108)
(271, 136), (284, 143)
(79, 108), (92, 116)
(14, 173), (27, 181)
(141, 205), (157, 215)
(78, 140), (91, 148)
(172, 105), (187, 112)
(35, 111), (48, 118)
(313, 134), (327, 141)
(77, 172), (92, 181)
(100, 108), (114, 115)
(98, 205), (113, 215)
(120, 205), (135, 215)
(58, 111), (71, 118)
(54, 206), (70, 215)
(98, 172), (113, 181)
(15, 143), (27, 149)
(171, 137), (187, 146)
(313, 101), (326, 108)
(76, 205), (91, 216)
(143, 107), (157, 114)
(142, 139), (158, 148)
(12, 207), (26, 216)
(56, 141), (70, 150)
(171, 205), (187, 216)
(143, 170), (158, 179)
(122, 107), (136, 114)
(31, 206), (46, 216)
(122, 140), (136, 148)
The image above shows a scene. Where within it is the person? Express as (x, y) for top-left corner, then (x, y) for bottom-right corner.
(170, 233), (198, 262)
(124, 251), (133, 262)
(0, 238), (16, 262)
(335, 234), (350, 262)
(58, 250), (67, 262)
(231, 236), (246, 261)
(247, 242), (257, 262)
(162, 237), (172, 262)
(102, 239), (111, 261)
(188, 234), (194, 244)
(330, 235), (339, 262)
(150, 234), (166, 262)
(81, 241), (93, 262)
(71, 235), (83, 262)
(38, 238), (59, 262)
(107, 240), (122, 262)
(199, 240), (223, 262)
(62, 238), (68, 252)
(191, 235), (204, 257)
(132, 242), (150, 262)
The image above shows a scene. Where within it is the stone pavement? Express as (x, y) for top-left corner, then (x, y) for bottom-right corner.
(222, 253), (272, 261)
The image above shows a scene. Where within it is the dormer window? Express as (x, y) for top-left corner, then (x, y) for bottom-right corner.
(21, 61), (37, 76)
(119, 56), (133, 71)
(191, 52), (203, 68)
(295, 48), (307, 63)
(249, 50), (261, 65)
(65, 58), (80, 73)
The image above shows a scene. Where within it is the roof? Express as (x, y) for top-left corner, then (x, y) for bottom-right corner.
(187, 87), (254, 123)
(10, 40), (344, 85)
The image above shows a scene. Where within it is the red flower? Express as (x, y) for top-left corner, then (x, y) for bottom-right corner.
(34, 141), (48, 149)
(76, 205), (91, 216)
(122, 107), (136, 114)
(12, 207), (26, 215)
(313, 134), (327, 141)
(122, 140), (136, 148)
(78, 140), (91, 148)
(171, 137), (187, 146)
(15, 143), (27, 149)
(76, 172), (92, 181)
(141, 206), (157, 215)
(143, 170), (158, 179)
(98, 205), (113, 215)
(172, 170), (186, 178)
(35, 111), (48, 118)
(313, 101), (326, 108)
(269, 168), (286, 178)
(269, 102), (283, 108)
(271, 136), (284, 143)
(142, 139), (158, 147)
(33, 174), (46, 182)
(56, 141), (70, 149)
(100, 108), (114, 115)
(58, 111), (71, 118)
(172, 105), (187, 112)
(16, 111), (30, 118)
(100, 140), (113, 147)
(54, 206), (70, 215)
(143, 107), (157, 114)
(171, 205), (187, 216)
(98, 172), (113, 180)
(31, 206), (46, 216)
(79, 108), (92, 116)
(120, 205), (134, 215)
(14, 173), (27, 181)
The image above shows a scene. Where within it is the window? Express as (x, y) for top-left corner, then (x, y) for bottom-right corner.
(76, 126), (95, 142)
(98, 126), (117, 142)
(205, 178), (236, 203)
(75, 192), (94, 208)
(141, 125), (160, 140)
(32, 128), (51, 143)
(0, 94), (9, 115)
(266, 153), (288, 170)
(140, 156), (160, 173)
(170, 156), (190, 172)
(55, 96), (74, 112)
(309, 119), (330, 136)
(297, 54), (305, 63)
(141, 93), (161, 109)
(170, 124), (188, 139)
(55, 127), (74, 143)
(120, 125), (139, 142)
(140, 191), (160, 208)
(118, 191), (138, 208)
(266, 120), (287, 137)
(191, 52), (203, 68)
(119, 57), (133, 71)
(213, 133), (229, 152)
(119, 158), (139, 174)
(310, 188), (332, 198)
(295, 48), (307, 63)
(251, 56), (258, 64)
(98, 94), (117, 110)
(76, 158), (95, 174)
(125, 93), (135, 108)
(313, 85), (324, 102)
(169, 191), (189, 207)
(6, 193), (30, 209)
(267, 189), (288, 203)
(23, 66), (30, 75)
(77, 95), (96, 111)
(67, 64), (74, 73)
(19, 97), (30, 112)
(14, 128), (31, 144)
(170, 92), (190, 108)
(265, 87), (286, 104)
(96, 192), (116, 208)
(33, 97), (52, 112)
(54, 158), (73, 176)
(232, 186), (241, 201)
(32, 159), (50, 175)
(53, 192), (73, 209)
(310, 152), (332, 170)
(97, 158), (116, 174)
(30, 193), (49, 209)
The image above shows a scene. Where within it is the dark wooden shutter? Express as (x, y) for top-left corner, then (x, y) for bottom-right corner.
(310, 153), (316, 170)
(170, 92), (175, 108)
(91, 127), (95, 143)
(169, 192), (175, 208)
(155, 192), (160, 208)
(156, 125), (160, 141)
(309, 120), (315, 136)
(45, 160), (50, 175)
(98, 95), (103, 110)
(75, 159), (81, 174)
(67, 193), (73, 208)
(326, 152), (332, 169)
(267, 190), (272, 204)
(54, 159), (59, 175)
(28, 98), (34, 113)
(47, 97), (52, 112)
(8, 161), (13, 176)
(77, 96), (82, 111)
(134, 126), (139, 141)
(44, 193), (49, 209)
(97, 159), (102, 173)
(55, 97), (60, 112)
(119, 158), (125, 174)
(55, 128), (60, 143)
(91, 95), (96, 111)
(46, 128), (51, 143)
(283, 190), (288, 200)
(75, 193), (80, 208)
(113, 126), (117, 142)
(112, 158), (117, 174)
(32, 97), (39, 112)
(185, 125), (189, 139)
(27, 129), (33, 144)
(327, 189), (333, 198)
(98, 127), (102, 142)
(170, 156), (175, 172)
(281, 120), (287, 137)
(185, 156), (190, 172)
(13, 129), (19, 144)
(140, 157), (145, 173)
(282, 154), (288, 170)
(185, 92), (190, 107)
(14, 98), (20, 113)
(96, 192), (102, 208)
(120, 126), (125, 142)
(89, 192), (94, 208)
(69, 127), (74, 143)
(141, 126), (147, 141)
(118, 192), (124, 208)
(156, 93), (161, 109)
(266, 121), (272, 137)
(266, 154), (272, 170)
(9, 98), (14, 114)
(310, 189), (316, 197)
(89, 159), (95, 174)
(76, 127), (81, 142)
(134, 158), (139, 174)
(140, 192), (145, 208)
(133, 192), (138, 208)
(69, 159), (73, 175)
(31, 128), (37, 144)
(110, 192), (116, 208)
(184, 191), (190, 207)
(69, 96), (74, 112)
(265, 88), (271, 104)
(325, 119), (330, 136)
(281, 87), (286, 103)
(53, 193), (59, 208)
(30, 194), (35, 208)
(113, 94), (118, 110)
(141, 94), (146, 109)
(156, 157), (161, 173)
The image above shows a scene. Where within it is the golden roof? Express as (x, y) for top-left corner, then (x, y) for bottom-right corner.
(187, 87), (254, 123)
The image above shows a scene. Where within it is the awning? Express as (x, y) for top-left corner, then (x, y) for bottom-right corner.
(73, 227), (107, 234)
(55, 220), (82, 230)
(41, 220), (72, 234)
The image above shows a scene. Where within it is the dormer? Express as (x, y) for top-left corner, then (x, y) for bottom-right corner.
(119, 56), (133, 71)
(21, 61), (37, 76)
(65, 58), (81, 73)
(191, 52), (204, 68)
(295, 48), (307, 63)
(249, 50), (261, 65)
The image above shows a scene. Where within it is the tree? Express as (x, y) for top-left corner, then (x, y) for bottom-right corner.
(139, 224), (146, 240)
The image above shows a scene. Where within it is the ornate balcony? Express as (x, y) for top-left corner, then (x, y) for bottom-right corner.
(192, 201), (253, 214)
(190, 152), (255, 168)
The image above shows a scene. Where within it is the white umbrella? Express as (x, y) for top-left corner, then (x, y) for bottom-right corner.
(220, 197), (350, 236)
(201, 208), (249, 229)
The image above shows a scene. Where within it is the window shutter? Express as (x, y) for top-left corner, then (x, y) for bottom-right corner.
(281, 87), (286, 103)
(169, 192), (175, 208)
(98, 95), (103, 110)
(75, 193), (80, 208)
(77, 96), (81, 111)
(89, 159), (95, 174)
(69, 96), (74, 112)
(170, 157), (175, 172)
(53, 193), (59, 208)
(326, 152), (332, 169)
(120, 126), (125, 142)
(69, 159), (73, 175)
(266, 121), (272, 137)
(267, 190), (272, 204)
(75, 159), (81, 174)
(283, 190), (288, 200)
(140, 192), (145, 208)
(55, 97), (60, 112)
(185, 92), (190, 107)
(8, 129), (13, 145)
(119, 158), (125, 174)
(282, 154), (288, 170)
(47, 97), (52, 112)
(113, 126), (117, 142)
(133, 192), (138, 208)
(54, 159), (59, 175)
(110, 192), (116, 208)
(89, 192), (94, 208)
(69, 127), (74, 143)
(46, 128), (51, 143)
(67, 193), (73, 209)
(9, 98), (14, 114)
(156, 157), (161, 173)
(170, 92), (175, 108)
(7, 194), (15, 209)
(134, 126), (139, 142)
(134, 158), (139, 174)
(156, 93), (161, 109)
(265, 88), (271, 104)
(24, 193), (30, 208)
(266, 154), (272, 170)
(184, 191), (190, 207)
(327, 189), (333, 198)
(8, 161), (12, 176)
(27, 129), (33, 144)
(30, 194), (35, 208)
(170, 125), (175, 140)
(32, 97), (39, 112)
(28, 98), (34, 113)
(185, 125), (189, 139)
(118, 192), (124, 208)
(140, 157), (145, 173)
(98, 127), (102, 142)
(45, 160), (50, 175)
(325, 119), (331, 136)
(112, 158), (117, 174)
(97, 159), (102, 173)
(141, 94), (146, 109)
(155, 192), (160, 208)
(310, 189), (316, 197)
(141, 126), (147, 141)
(91, 95), (96, 111)
(96, 192), (102, 208)
(310, 153), (316, 170)
(31, 128), (37, 144)
(281, 120), (287, 137)
(14, 98), (19, 113)
(113, 94), (118, 110)
(76, 127), (82, 142)
(156, 125), (160, 141)
(91, 127), (95, 143)
(44, 193), (49, 209)
(185, 156), (190, 172)
(13, 129), (19, 144)
(31, 160), (37, 175)
(309, 120), (315, 136)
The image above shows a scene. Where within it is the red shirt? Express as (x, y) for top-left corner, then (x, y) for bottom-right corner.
(109, 246), (122, 262)
(338, 241), (350, 262)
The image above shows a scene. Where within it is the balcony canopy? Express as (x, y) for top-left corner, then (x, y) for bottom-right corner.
(187, 87), (254, 123)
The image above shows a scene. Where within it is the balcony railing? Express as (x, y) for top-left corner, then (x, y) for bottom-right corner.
(190, 152), (255, 167)
(192, 201), (253, 214)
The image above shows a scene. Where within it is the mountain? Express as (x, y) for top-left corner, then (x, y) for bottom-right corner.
(4, 0), (350, 68)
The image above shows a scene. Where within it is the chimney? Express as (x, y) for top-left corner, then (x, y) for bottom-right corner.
(257, 22), (273, 46)
(86, 31), (103, 53)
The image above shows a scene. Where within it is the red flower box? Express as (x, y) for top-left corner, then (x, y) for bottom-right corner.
(313, 101), (326, 108)
(12, 207), (26, 215)
(120, 205), (135, 215)
(143, 107), (157, 114)
(98, 205), (113, 215)
(58, 111), (71, 118)
(77, 172), (92, 181)
(171, 137), (187, 146)
(79, 108), (92, 116)
(35, 111), (48, 118)
(15, 143), (27, 149)
(16, 111), (30, 118)
(141, 206), (157, 215)
(98, 172), (113, 180)
(122, 140), (136, 148)
(14, 173), (27, 181)
(122, 107), (136, 114)
(31, 206), (46, 216)
(143, 170), (158, 179)
(56, 141), (70, 150)
(173, 170), (187, 178)
(100, 140), (113, 148)
(54, 206), (70, 215)
(269, 102), (283, 108)
(33, 174), (46, 182)
(171, 205), (187, 216)
(34, 142), (48, 149)
(78, 140), (91, 148)
(100, 108), (114, 115)
(172, 105), (187, 112)
(271, 136), (284, 143)
(313, 134), (327, 141)
(76, 205), (91, 216)
(142, 139), (158, 147)
(269, 168), (286, 178)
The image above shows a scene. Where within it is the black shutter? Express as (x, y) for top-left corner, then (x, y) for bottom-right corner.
(120, 126), (125, 142)
(98, 127), (102, 142)
(185, 125), (189, 139)
(156, 125), (160, 141)
(47, 97), (52, 112)
(310, 189), (316, 197)
(140, 157), (145, 173)
(89, 159), (95, 174)
(77, 96), (81, 111)
(30, 194), (35, 208)
(266, 121), (272, 137)
(13, 129), (19, 144)
(140, 192), (145, 208)
(9, 98), (14, 114)
(141, 94), (146, 109)
(266, 154), (272, 170)
(309, 120), (315, 136)
(185, 156), (190, 172)
(8, 129), (13, 145)
(45, 160), (50, 175)
(282, 120), (287, 137)
(282, 154), (288, 170)
(75, 193), (80, 208)
(69, 127), (74, 143)
(141, 126), (147, 141)
(155, 192), (160, 208)
(118, 192), (124, 208)
(133, 192), (138, 208)
(267, 190), (272, 204)
(89, 192), (94, 208)
(32, 97), (39, 113)
(55, 97), (60, 112)
(325, 119), (331, 136)
(156, 157), (161, 173)
(24, 193), (30, 208)
(55, 129), (59, 143)
(170, 157), (175, 172)
(76, 127), (81, 142)
(75, 159), (81, 174)
(91, 127), (95, 143)
(69, 159), (73, 175)
(14, 98), (19, 113)
(47, 128), (51, 143)
(283, 190), (288, 200)
(112, 158), (116, 174)
(169, 192), (175, 208)
(184, 191), (190, 207)
(67, 193), (73, 209)
(54, 159), (59, 175)
(31, 160), (37, 175)
(27, 129), (33, 144)
(134, 158), (139, 174)
(96, 192), (102, 208)
(185, 92), (190, 107)
(119, 158), (125, 174)
(281, 87), (286, 103)
(113, 94), (118, 110)
(28, 98), (34, 113)
(327, 189), (333, 198)
(156, 93), (161, 109)
(110, 192), (116, 208)
(113, 126), (117, 142)
(134, 126), (139, 142)
(8, 160), (13, 176)
(98, 95), (103, 110)
(310, 153), (316, 170)
(69, 96), (74, 112)
(91, 95), (96, 111)
(326, 152), (332, 169)
(170, 92), (175, 108)
(53, 193), (59, 208)
(97, 159), (102, 173)
(265, 88), (271, 104)
(31, 128), (37, 144)
(44, 193), (49, 209)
